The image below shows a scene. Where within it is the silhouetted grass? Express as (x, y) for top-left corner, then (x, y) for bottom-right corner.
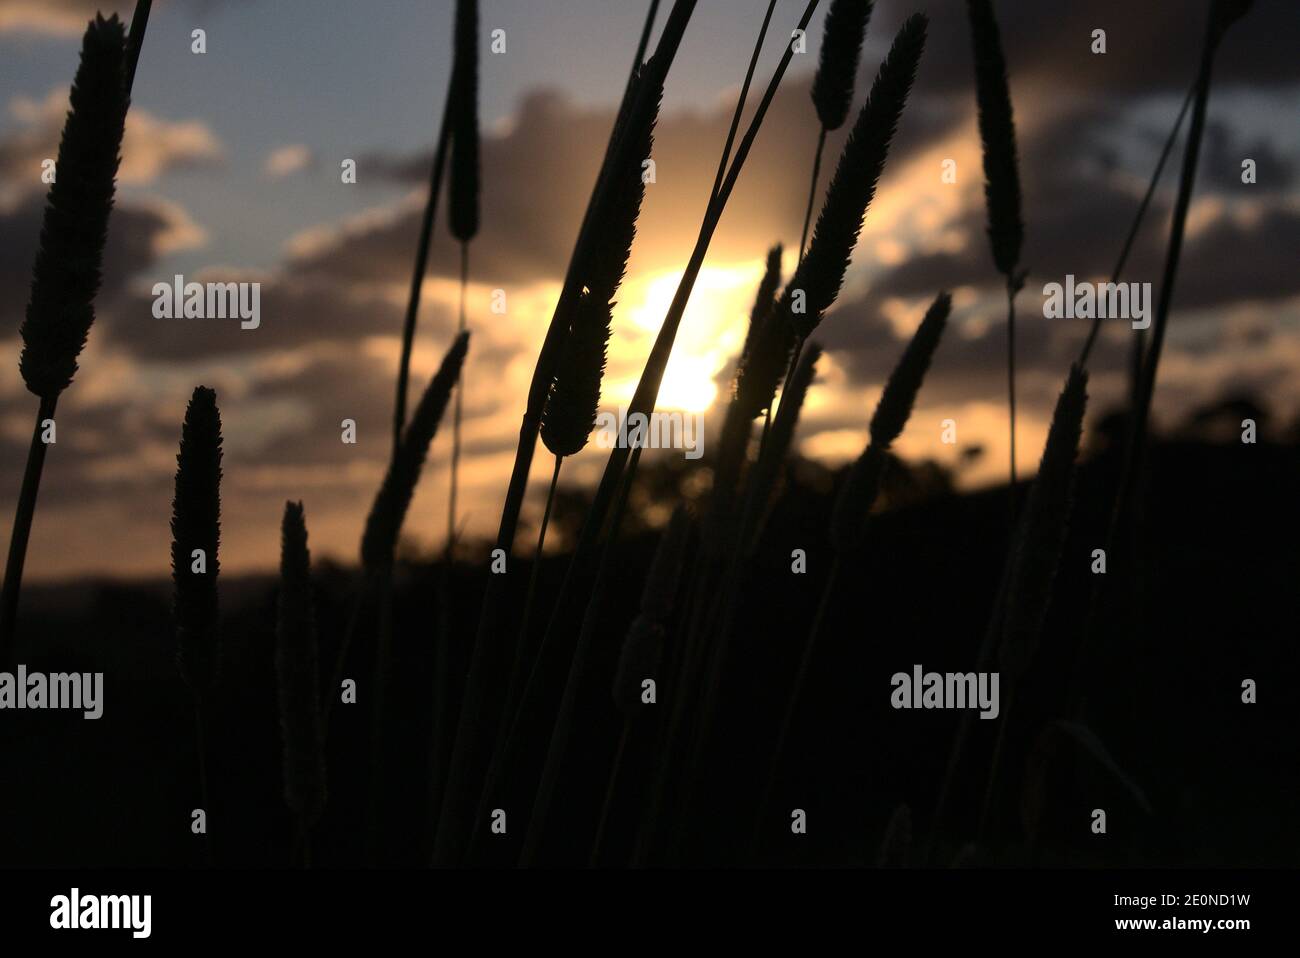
(275, 501), (325, 867)
(687, 346), (824, 830)
(762, 11), (924, 448)
(446, 0), (480, 555)
(1073, 0), (1253, 729)
(750, 292), (949, 858)
(592, 505), (694, 865)
(434, 0), (694, 867)
(2, 0), (1275, 877)
(978, 364), (1087, 838)
(1, 14), (131, 658)
(510, 283), (617, 728)
(801, 0), (873, 257)
(708, 243), (783, 553)
(494, 0), (828, 869)
(171, 385), (223, 865)
(967, 0), (1024, 498)
(359, 331), (468, 859)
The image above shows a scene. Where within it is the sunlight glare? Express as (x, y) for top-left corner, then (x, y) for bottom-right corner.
(620, 263), (764, 413)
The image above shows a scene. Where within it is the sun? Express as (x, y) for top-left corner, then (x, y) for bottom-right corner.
(620, 262), (768, 414)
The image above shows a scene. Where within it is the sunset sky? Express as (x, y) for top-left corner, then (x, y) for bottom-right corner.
(1, 0), (1297, 580)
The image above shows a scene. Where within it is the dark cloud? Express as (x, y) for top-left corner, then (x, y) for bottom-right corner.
(99, 273), (447, 361)
(350, 77), (966, 291)
(93, 3), (1293, 365)
(2, 0), (1296, 579)
(862, 85), (1300, 372)
(0, 0), (247, 34)
(1178, 206), (1300, 308)
(0, 194), (189, 338)
(818, 287), (1133, 410)
(0, 0), (134, 33)
(1202, 119), (1295, 193)
(0, 99), (224, 201)
(870, 0), (1300, 96)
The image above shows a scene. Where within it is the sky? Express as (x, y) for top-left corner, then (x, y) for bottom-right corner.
(0, 0), (1297, 581)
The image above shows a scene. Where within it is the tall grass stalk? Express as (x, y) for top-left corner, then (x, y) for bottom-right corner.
(466, 55), (640, 857)
(749, 293), (949, 859)
(1071, 0), (1249, 720)
(124, 0), (152, 89)
(360, 333), (468, 859)
(510, 283), (615, 728)
(967, 0), (1024, 500)
(741, 3), (930, 524)
(392, 115), (451, 455)
(976, 365), (1087, 841)
(1115, 0), (1244, 531)
(275, 501), (325, 867)
(467, 443), (644, 866)
(360, 334), (471, 579)
(925, 365), (1088, 861)
(1, 14), (131, 660)
(679, 16), (928, 840)
(663, 11), (929, 862)
(327, 334), (469, 739)
(446, 0), (480, 555)
(484, 0), (825, 868)
(516, 444), (650, 865)
(686, 346), (822, 788)
(408, 14), (475, 805)
(664, 344), (822, 864)
(1076, 81), (1195, 370)
(798, 140), (825, 264)
(392, 0), (469, 456)
(640, 245), (780, 864)
(171, 386), (223, 867)
(514, 456), (562, 678)
(590, 506), (692, 866)
(707, 242), (783, 555)
(708, 0), (778, 209)
(769, 7), (915, 451)
(428, 6), (478, 813)
(627, 0), (662, 102)
(800, 0), (873, 259)
(1055, 81), (1195, 737)
(666, 242), (778, 852)
(434, 0), (697, 866)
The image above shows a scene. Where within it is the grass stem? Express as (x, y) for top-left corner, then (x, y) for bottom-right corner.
(393, 114), (452, 456)
(798, 129), (827, 261)
(749, 551), (840, 860)
(447, 242), (470, 552)
(0, 396), (56, 661)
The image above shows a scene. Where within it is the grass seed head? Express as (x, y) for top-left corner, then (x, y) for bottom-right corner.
(19, 14), (129, 399)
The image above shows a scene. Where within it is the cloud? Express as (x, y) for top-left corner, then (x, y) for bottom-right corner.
(1202, 119), (1295, 194)
(0, 0), (249, 35)
(263, 144), (315, 178)
(0, 191), (206, 337)
(0, 0), (134, 35)
(867, 0), (1300, 96)
(101, 270), (427, 360)
(0, 90), (223, 207)
(2, 1), (1297, 580)
(844, 89), (1300, 387)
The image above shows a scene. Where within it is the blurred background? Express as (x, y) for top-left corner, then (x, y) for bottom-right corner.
(0, 0), (1296, 582)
